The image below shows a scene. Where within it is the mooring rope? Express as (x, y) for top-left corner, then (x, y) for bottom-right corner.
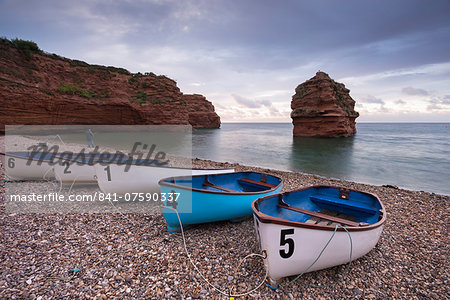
(165, 206), (268, 298)
(274, 224), (353, 289)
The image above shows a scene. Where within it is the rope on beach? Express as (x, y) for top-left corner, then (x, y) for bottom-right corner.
(166, 207), (268, 298)
(276, 224), (353, 289)
(44, 271), (80, 283)
(67, 174), (81, 195)
(42, 166), (54, 181)
(49, 134), (66, 146)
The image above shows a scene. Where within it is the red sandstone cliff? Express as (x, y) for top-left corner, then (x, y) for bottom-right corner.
(184, 94), (220, 128)
(291, 71), (359, 137)
(0, 38), (220, 133)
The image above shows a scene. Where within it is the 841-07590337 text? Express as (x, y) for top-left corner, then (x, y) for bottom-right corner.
(97, 192), (180, 202)
(8, 192), (180, 203)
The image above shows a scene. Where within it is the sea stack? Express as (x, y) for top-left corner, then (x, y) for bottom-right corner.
(290, 71), (359, 137)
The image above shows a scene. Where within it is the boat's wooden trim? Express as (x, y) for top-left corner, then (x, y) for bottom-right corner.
(203, 176), (238, 192)
(252, 185), (386, 232)
(159, 171), (283, 195)
(238, 178), (276, 188)
(277, 203), (362, 227)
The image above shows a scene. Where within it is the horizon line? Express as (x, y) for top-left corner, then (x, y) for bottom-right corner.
(220, 121), (450, 124)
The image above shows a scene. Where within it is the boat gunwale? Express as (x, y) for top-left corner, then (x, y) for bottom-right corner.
(5, 152), (131, 168)
(5, 151), (59, 162)
(158, 171), (283, 196)
(6, 152), (234, 172)
(4, 152), (115, 163)
(94, 163), (235, 172)
(57, 180), (96, 184)
(252, 185), (386, 232)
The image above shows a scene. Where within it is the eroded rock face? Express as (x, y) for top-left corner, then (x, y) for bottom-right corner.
(184, 94), (221, 128)
(0, 38), (220, 133)
(291, 71), (359, 137)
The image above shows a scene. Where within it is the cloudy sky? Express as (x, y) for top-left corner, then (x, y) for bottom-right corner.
(1, 0), (450, 122)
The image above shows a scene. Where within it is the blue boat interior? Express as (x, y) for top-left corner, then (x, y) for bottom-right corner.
(162, 172), (281, 193)
(257, 186), (382, 226)
(8, 151), (57, 161)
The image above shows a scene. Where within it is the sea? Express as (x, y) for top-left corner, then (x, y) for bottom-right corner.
(192, 123), (450, 196)
(33, 122), (449, 195)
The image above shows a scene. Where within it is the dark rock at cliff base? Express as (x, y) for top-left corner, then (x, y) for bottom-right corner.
(290, 71), (359, 137)
(0, 38), (220, 133)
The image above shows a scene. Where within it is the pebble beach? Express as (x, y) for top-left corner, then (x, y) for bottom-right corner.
(0, 136), (448, 299)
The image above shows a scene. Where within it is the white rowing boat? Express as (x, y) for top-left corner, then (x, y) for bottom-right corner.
(3, 152), (56, 180)
(94, 162), (235, 195)
(252, 185), (386, 286)
(53, 153), (128, 186)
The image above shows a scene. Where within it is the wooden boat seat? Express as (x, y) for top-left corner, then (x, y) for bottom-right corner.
(310, 194), (378, 215)
(238, 178), (276, 189)
(277, 203), (364, 227)
(203, 176), (237, 192)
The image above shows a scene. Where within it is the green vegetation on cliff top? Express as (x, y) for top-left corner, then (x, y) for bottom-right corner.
(0, 37), (172, 79)
(1, 37), (178, 103)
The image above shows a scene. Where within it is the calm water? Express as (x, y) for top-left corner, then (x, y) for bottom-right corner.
(192, 123), (450, 195)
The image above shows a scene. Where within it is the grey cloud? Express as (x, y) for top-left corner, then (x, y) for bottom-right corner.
(268, 106), (286, 117)
(268, 106), (280, 114)
(427, 96), (450, 111)
(427, 103), (443, 111)
(361, 95), (385, 104)
(3, 0), (450, 76)
(259, 99), (272, 107)
(429, 98), (450, 105)
(402, 86), (429, 96)
(232, 94), (261, 108)
(396, 99), (406, 105)
(377, 105), (390, 113)
(214, 103), (226, 110)
(231, 94), (273, 108)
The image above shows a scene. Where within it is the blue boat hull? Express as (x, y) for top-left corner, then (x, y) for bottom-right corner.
(160, 172), (283, 232)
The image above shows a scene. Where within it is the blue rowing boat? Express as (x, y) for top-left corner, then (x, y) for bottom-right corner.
(159, 171), (283, 232)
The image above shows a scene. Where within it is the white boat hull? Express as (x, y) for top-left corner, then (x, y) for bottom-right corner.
(254, 216), (384, 285)
(94, 163), (235, 195)
(53, 162), (97, 186)
(4, 153), (55, 180)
